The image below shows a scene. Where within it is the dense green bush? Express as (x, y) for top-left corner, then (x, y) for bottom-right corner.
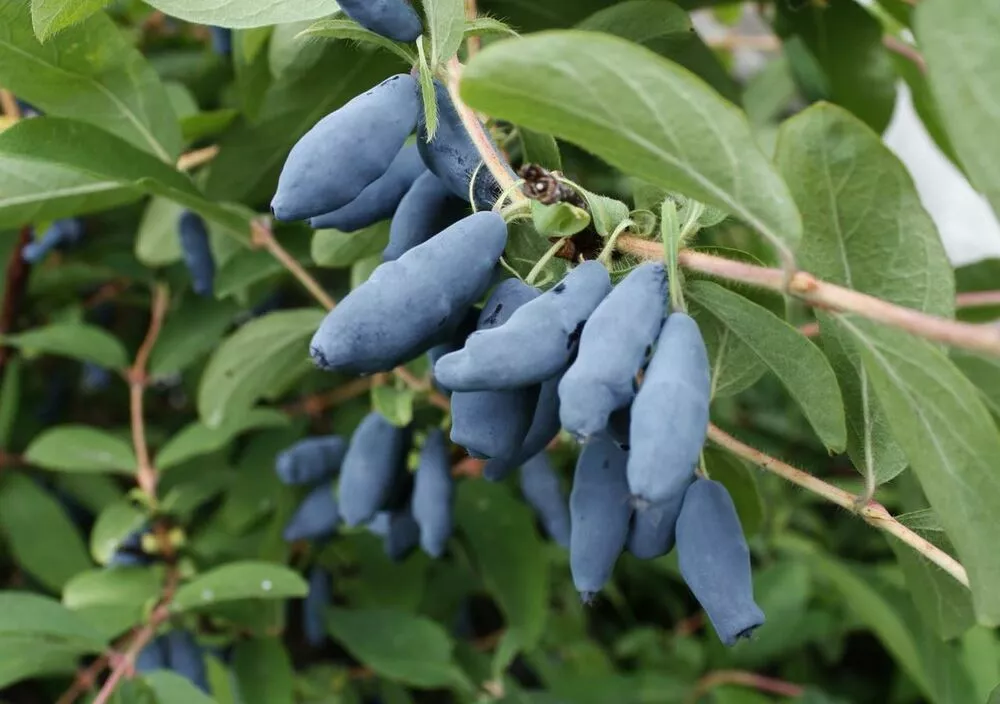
(0, 0), (999, 702)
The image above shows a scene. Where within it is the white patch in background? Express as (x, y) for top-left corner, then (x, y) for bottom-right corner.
(883, 82), (1000, 267)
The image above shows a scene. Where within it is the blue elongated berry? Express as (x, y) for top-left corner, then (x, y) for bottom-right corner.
(570, 433), (633, 601)
(450, 279), (541, 460)
(482, 371), (563, 482)
(310, 211), (508, 374)
(165, 630), (209, 692)
(519, 453), (570, 549)
(135, 637), (167, 673)
(383, 504), (420, 562)
(272, 74), (420, 221)
(310, 145), (426, 233)
(304, 566), (331, 647)
(435, 261), (611, 392)
(559, 263), (667, 439)
(418, 80), (514, 210)
(337, 0), (423, 42)
(22, 218), (84, 263)
(412, 429), (453, 558)
(676, 479), (764, 646)
(366, 511), (392, 537)
(81, 362), (112, 393)
(283, 482), (340, 542)
(177, 211), (215, 297)
(338, 413), (409, 526)
(108, 528), (148, 567)
(626, 484), (688, 560)
(16, 99), (41, 117)
(627, 312), (710, 505)
(275, 436), (347, 486)
(209, 26), (232, 55)
(383, 171), (468, 262)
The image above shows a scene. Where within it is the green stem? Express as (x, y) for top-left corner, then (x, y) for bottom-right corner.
(526, 237), (570, 287)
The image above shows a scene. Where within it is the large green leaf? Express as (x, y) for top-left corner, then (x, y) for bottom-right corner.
(775, 103), (954, 485)
(172, 561), (308, 613)
(686, 280), (846, 451)
(63, 565), (163, 638)
(1, 322), (128, 369)
(156, 408), (289, 470)
(232, 637), (295, 704)
(775, 0), (896, 133)
(0, 0), (180, 160)
(915, 0), (1000, 219)
(461, 31), (802, 255)
(30, 0), (111, 41)
(144, 671), (218, 704)
(455, 480), (548, 672)
(136, 196), (185, 267)
(325, 608), (468, 689)
(0, 474), (92, 592)
(951, 350), (1000, 417)
(312, 221), (391, 268)
(197, 308), (325, 428)
(424, 0), (466, 66)
(689, 301), (766, 399)
(836, 316), (1000, 626)
(25, 425), (136, 475)
(144, 0), (341, 27)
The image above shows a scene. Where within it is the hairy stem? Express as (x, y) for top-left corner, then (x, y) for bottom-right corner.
(252, 219), (337, 310)
(707, 424), (970, 588)
(176, 145), (220, 172)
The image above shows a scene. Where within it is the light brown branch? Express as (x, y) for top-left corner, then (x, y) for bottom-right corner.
(176, 145), (220, 172)
(704, 34), (781, 52)
(617, 237), (1000, 357)
(707, 424), (970, 588)
(0, 90), (19, 119)
(284, 376), (380, 416)
(129, 284), (169, 500)
(54, 652), (113, 704)
(883, 35), (926, 73)
(689, 670), (805, 703)
(251, 219), (337, 311)
(956, 290), (1000, 309)
(395, 366), (451, 411)
(464, 0), (481, 56)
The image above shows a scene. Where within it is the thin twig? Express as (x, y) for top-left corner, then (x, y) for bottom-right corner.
(0, 90), (19, 119)
(616, 237), (1000, 357)
(689, 670), (805, 703)
(0, 227), (33, 376)
(956, 290), (1000, 309)
(129, 284), (169, 500)
(283, 376), (380, 416)
(176, 145), (220, 172)
(395, 367), (451, 411)
(707, 424), (970, 588)
(883, 35), (926, 73)
(251, 219), (337, 311)
(54, 652), (113, 704)
(704, 34), (781, 52)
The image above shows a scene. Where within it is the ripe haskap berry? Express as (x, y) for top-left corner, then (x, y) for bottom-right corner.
(310, 145), (426, 233)
(283, 482), (340, 542)
(275, 436), (347, 486)
(383, 504), (420, 562)
(627, 312), (710, 504)
(338, 413), (409, 527)
(435, 261), (611, 392)
(272, 74), (419, 221)
(165, 630), (209, 692)
(383, 170), (468, 262)
(412, 429), (454, 558)
(209, 26), (232, 55)
(519, 452), (571, 549)
(570, 433), (633, 600)
(310, 211), (508, 374)
(22, 218), (84, 264)
(338, 0), (423, 42)
(417, 79), (513, 210)
(559, 263), (667, 439)
(450, 279), (542, 461)
(626, 482), (689, 560)
(304, 566), (331, 647)
(676, 479), (764, 646)
(482, 371), (563, 482)
(135, 637), (167, 673)
(177, 211), (215, 297)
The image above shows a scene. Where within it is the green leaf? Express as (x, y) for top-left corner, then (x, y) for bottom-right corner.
(216, 233), (312, 297)
(689, 301), (766, 399)
(30, 0), (112, 41)
(148, 296), (241, 378)
(519, 128), (562, 171)
(63, 566), (163, 638)
(232, 637), (295, 704)
(0, 474), (92, 592)
(0, 0), (181, 160)
(90, 498), (146, 565)
(424, 0), (466, 66)
(1, 322), (128, 369)
(835, 316), (1000, 626)
(530, 200), (591, 237)
(775, 103), (955, 485)
(465, 17), (518, 39)
(156, 408), (289, 470)
(172, 561), (308, 613)
(144, 670), (217, 704)
(0, 118), (251, 237)
(455, 480), (547, 671)
(371, 386), (415, 428)
(951, 350), (1000, 417)
(686, 280), (845, 451)
(0, 643), (78, 691)
(915, 0), (1000, 219)
(325, 607), (466, 689)
(144, 0), (342, 27)
(890, 511), (975, 640)
(461, 31), (801, 257)
(136, 196), (184, 267)
(417, 47), (438, 139)
(197, 309), (326, 429)
(312, 221), (391, 268)
(775, 0), (896, 133)
(25, 425), (135, 474)
(298, 19), (417, 64)
(0, 357), (21, 448)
